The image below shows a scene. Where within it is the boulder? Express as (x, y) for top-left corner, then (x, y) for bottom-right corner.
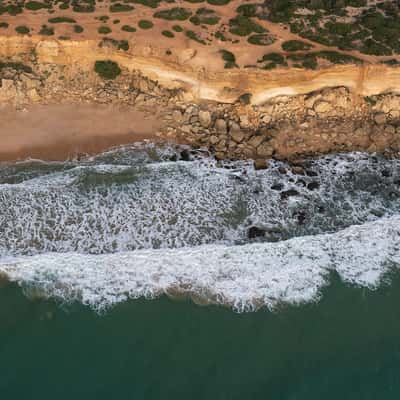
(214, 118), (227, 133)
(256, 143), (273, 158)
(374, 113), (387, 125)
(247, 135), (264, 149)
(198, 110), (211, 128)
(230, 130), (245, 143)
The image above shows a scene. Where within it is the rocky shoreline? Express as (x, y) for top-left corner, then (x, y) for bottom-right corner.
(1, 47), (400, 164)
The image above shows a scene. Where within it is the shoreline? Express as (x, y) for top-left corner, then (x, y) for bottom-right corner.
(0, 104), (162, 162)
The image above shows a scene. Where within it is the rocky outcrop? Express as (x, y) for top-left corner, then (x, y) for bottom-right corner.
(1, 36), (400, 161)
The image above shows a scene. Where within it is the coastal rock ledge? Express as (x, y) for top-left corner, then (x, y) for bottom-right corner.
(1, 37), (400, 161)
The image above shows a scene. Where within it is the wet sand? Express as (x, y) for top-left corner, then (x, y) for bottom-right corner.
(0, 104), (162, 161)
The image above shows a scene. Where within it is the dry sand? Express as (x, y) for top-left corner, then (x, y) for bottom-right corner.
(0, 104), (162, 161)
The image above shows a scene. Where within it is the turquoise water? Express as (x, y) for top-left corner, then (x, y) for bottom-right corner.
(1, 275), (400, 399)
(0, 144), (399, 398)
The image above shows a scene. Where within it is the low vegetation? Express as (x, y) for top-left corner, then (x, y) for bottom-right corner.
(94, 60), (121, 79)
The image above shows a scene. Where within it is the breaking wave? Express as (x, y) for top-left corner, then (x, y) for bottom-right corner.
(0, 143), (399, 312)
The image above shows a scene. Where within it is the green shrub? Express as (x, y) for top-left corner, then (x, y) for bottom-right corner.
(25, 1), (50, 11)
(94, 60), (121, 80)
(185, 30), (206, 44)
(98, 26), (112, 34)
(162, 30), (175, 38)
(110, 3), (134, 12)
(154, 7), (192, 21)
(128, 0), (160, 8)
(73, 3), (95, 13)
(207, 0), (230, 5)
(258, 53), (285, 64)
(122, 25), (136, 32)
(172, 25), (183, 32)
(48, 16), (76, 23)
(15, 26), (30, 35)
(219, 49), (238, 68)
(190, 8), (220, 25)
(74, 25), (84, 33)
(248, 34), (275, 45)
(59, 3), (69, 10)
(238, 93), (252, 104)
(39, 24), (54, 35)
(58, 36), (71, 40)
(0, 22), (9, 29)
(138, 20), (153, 29)
(113, 19), (120, 24)
(229, 15), (265, 36)
(236, 4), (258, 17)
(281, 40), (313, 51)
(0, 62), (32, 74)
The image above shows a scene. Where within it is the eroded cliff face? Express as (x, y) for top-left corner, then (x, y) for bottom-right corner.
(1, 36), (400, 162)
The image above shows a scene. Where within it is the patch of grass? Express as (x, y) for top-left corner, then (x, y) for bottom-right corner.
(138, 20), (153, 29)
(154, 7), (192, 21)
(15, 26), (30, 35)
(74, 24), (84, 33)
(110, 3), (134, 12)
(48, 16), (76, 23)
(162, 30), (175, 38)
(282, 40), (313, 52)
(248, 34), (275, 46)
(122, 25), (136, 32)
(98, 26), (112, 34)
(39, 24), (54, 35)
(94, 60), (121, 80)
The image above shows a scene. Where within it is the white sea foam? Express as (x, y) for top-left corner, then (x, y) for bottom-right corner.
(0, 216), (399, 312)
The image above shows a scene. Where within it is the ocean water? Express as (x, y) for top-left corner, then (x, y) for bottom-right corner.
(0, 143), (399, 397)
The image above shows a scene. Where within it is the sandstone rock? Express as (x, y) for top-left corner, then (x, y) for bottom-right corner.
(0, 79), (17, 101)
(248, 135), (264, 149)
(199, 110), (211, 128)
(256, 143), (274, 158)
(229, 121), (241, 134)
(230, 130), (245, 143)
(314, 101), (332, 114)
(27, 88), (41, 102)
(214, 118), (227, 133)
(374, 113), (387, 125)
(385, 125), (396, 135)
(254, 159), (268, 170)
(172, 110), (183, 123)
(209, 135), (219, 145)
(239, 115), (251, 129)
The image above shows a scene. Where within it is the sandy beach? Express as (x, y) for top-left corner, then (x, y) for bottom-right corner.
(0, 104), (161, 161)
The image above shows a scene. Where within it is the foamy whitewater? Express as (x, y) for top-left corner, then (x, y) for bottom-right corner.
(0, 143), (399, 312)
